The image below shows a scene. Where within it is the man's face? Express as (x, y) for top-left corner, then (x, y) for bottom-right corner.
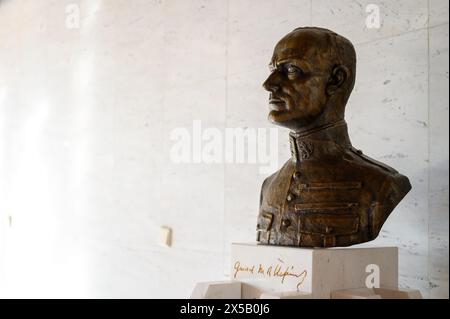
(263, 30), (333, 131)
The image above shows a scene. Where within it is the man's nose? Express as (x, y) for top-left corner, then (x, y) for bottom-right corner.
(262, 72), (281, 93)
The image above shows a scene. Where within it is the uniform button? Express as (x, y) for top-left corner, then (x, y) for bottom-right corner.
(286, 193), (294, 202)
(293, 171), (301, 180)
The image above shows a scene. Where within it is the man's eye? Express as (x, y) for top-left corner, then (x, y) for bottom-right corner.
(285, 65), (303, 75)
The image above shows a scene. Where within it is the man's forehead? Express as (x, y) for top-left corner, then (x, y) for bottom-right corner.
(270, 47), (307, 64)
(270, 30), (330, 64)
(270, 46), (322, 67)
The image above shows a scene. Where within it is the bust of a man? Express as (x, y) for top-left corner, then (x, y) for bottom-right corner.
(256, 27), (411, 248)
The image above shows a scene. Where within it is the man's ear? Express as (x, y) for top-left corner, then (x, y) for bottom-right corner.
(326, 65), (350, 96)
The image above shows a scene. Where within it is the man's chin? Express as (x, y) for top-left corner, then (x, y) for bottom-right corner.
(268, 110), (308, 130)
(268, 109), (291, 124)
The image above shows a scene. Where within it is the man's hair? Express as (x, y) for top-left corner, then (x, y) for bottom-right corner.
(293, 27), (357, 101)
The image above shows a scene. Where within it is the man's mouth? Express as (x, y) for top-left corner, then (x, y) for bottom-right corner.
(269, 96), (287, 111)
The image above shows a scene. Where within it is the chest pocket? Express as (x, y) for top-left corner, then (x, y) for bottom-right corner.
(295, 202), (360, 236)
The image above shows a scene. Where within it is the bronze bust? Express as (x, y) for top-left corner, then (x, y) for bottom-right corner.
(256, 27), (411, 248)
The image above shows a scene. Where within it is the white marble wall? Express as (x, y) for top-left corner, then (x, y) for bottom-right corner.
(0, 0), (448, 298)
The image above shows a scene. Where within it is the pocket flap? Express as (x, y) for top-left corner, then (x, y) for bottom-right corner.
(295, 202), (358, 212)
(299, 213), (359, 236)
(297, 181), (362, 191)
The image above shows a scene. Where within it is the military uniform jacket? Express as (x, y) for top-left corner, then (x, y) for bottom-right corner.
(256, 120), (411, 247)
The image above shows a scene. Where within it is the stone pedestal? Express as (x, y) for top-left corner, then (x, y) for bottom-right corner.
(191, 243), (422, 299)
(230, 243), (398, 299)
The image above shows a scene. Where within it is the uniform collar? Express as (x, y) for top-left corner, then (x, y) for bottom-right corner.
(289, 120), (352, 162)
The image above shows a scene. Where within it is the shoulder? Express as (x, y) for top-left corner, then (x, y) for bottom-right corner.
(261, 159), (295, 190)
(345, 146), (412, 198)
(345, 147), (411, 237)
(260, 159), (295, 201)
(347, 146), (399, 174)
(378, 171), (412, 206)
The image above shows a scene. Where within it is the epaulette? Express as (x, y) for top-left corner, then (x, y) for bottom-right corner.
(349, 146), (398, 174)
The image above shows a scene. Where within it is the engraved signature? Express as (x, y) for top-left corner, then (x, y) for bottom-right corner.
(233, 259), (307, 291)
